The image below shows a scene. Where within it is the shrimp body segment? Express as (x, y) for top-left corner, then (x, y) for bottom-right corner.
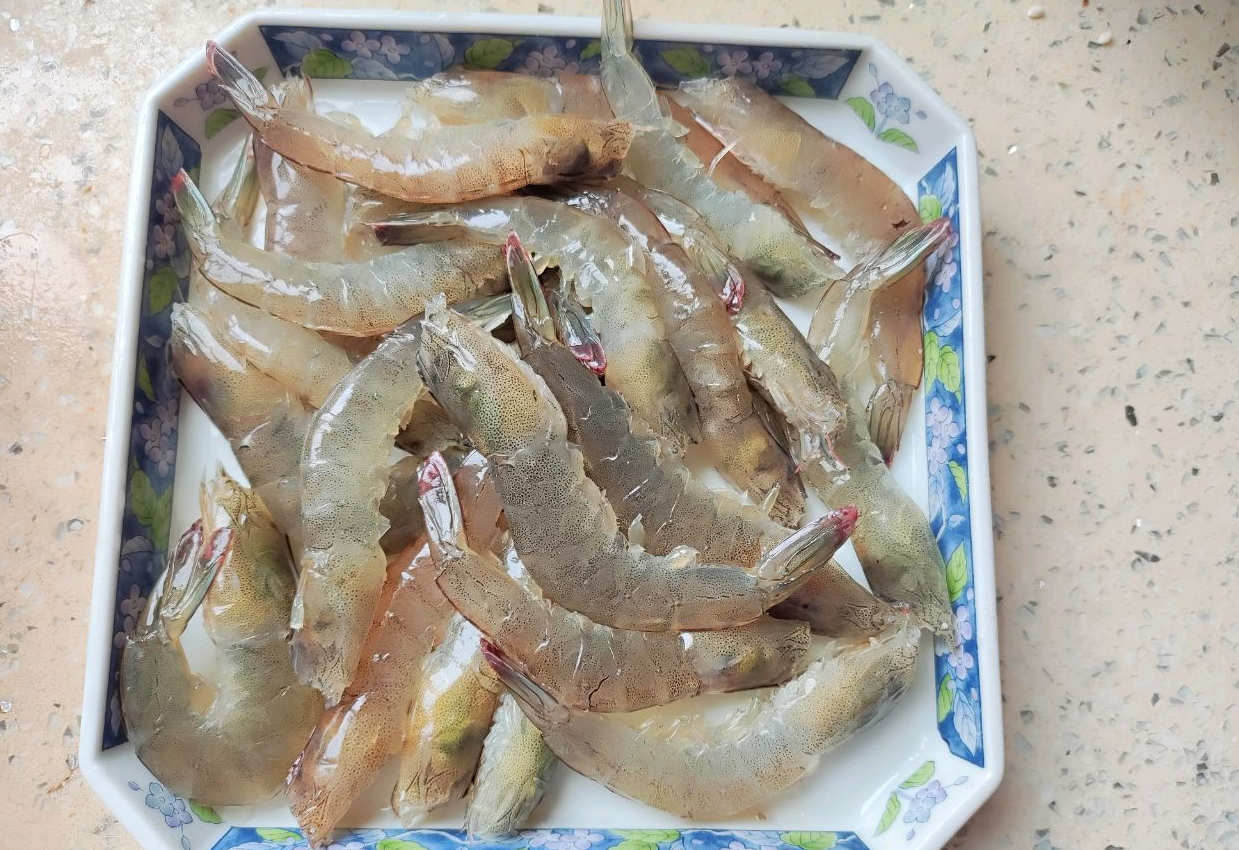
(382, 197), (699, 455)
(417, 306), (841, 631)
(173, 169), (507, 336)
(207, 43), (633, 204)
(120, 474), (320, 806)
(406, 69), (611, 124)
(419, 451), (820, 712)
(488, 621), (922, 819)
(465, 694), (557, 839)
(599, 0), (843, 298)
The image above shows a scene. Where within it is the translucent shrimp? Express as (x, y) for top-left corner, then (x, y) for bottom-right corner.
(640, 192), (954, 637)
(286, 453), (499, 845)
(170, 302), (310, 537)
(599, 0), (843, 298)
(405, 69), (611, 124)
(294, 315), (430, 701)
(206, 43), (633, 204)
(416, 304), (840, 631)
(255, 76), (350, 260)
(379, 196), (700, 455)
(557, 183), (804, 522)
(172, 169), (507, 336)
(465, 694), (557, 839)
(393, 615), (502, 824)
(419, 451), (826, 712)
(119, 473), (320, 805)
(486, 620), (922, 819)
(507, 242), (895, 639)
(672, 77), (918, 258)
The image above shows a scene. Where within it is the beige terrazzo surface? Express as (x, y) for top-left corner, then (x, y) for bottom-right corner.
(1, 0), (1237, 848)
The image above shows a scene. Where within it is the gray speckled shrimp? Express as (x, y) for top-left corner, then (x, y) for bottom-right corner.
(599, 0), (843, 299)
(506, 238), (894, 639)
(172, 169), (508, 336)
(558, 182), (805, 523)
(207, 43), (633, 204)
(119, 473), (320, 806)
(641, 191), (954, 638)
(486, 620), (922, 818)
(465, 693), (557, 839)
(419, 451), (823, 712)
(415, 304), (838, 631)
(379, 196), (700, 455)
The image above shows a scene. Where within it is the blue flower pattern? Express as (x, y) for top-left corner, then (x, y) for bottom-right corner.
(846, 63), (927, 153)
(919, 149), (984, 767)
(209, 828), (871, 850)
(130, 780), (197, 849)
(103, 113), (200, 751)
(257, 26), (859, 99)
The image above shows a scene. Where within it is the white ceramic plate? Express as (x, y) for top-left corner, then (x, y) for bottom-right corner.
(81, 9), (1000, 850)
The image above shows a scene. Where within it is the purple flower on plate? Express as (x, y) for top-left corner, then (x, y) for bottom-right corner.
(144, 782), (192, 828)
(954, 605), (974, 642)
(749, 51), (783, 80)
(946, 639), (974, 681)
(377, 34), (410, 63)
(871, 81), (911, 124)
(152, 224), (177, 260)
(717, 50), (752, 76)
(523, 830), (607, 850)
(114, 584), (148, 648)
(154, 192), (180, 226)
(928, 433), (950, 477)
(324, 842), (364, 850)
(139, 401), (178, 476)
(927, 397), (960, 443)
(193, 79), (227, 110)
(904, 780), (948, 823)
(523, 45), (578, 77)
(342, 30), (381, 58)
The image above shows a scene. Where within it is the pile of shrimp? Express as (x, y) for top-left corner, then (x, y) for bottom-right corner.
(119, 0), (958, 842)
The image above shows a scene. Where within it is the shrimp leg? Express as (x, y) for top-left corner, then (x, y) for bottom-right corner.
(419, 451), (828, 711)
(485, 620), (921, 819)
(599, 0), (844, 298)
(172, 169), (507, 336)
(416, 303), (839, 631)
(206, 43), (633, 204)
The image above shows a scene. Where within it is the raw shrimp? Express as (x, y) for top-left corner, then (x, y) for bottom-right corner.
(393, 615), (503, 824)
(120, 473), (320, 805)
(172, 169), (508, 336)
(294, 315), (429, 701)
(286, 453), (499, 845)
(255, 76), (350, 260)
(380, 197), (700, 455)
(170, 303), (310, 537)
(486, 620), (922, 819)
(672, 77), (917, 258)
(640, 191), (954, 637)
(406, 69), (611, 124)
(556, 184), (804, 522)
(207, 43), (634, 204)
(419, 451), (827, 711)
(415, 304), (839, 631)
(507, 243), (895, 638)
(465, 694), (557, 839)
(599, 0), (843, 298)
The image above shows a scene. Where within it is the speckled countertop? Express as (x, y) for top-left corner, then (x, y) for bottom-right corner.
(1, 0), (1237, 847)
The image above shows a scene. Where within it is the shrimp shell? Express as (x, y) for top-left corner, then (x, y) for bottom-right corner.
(120, 474), (320, 805)
(207, 43), (633, 204)
(416, 305), (839, 631)
(393, 615), (503, 824)
(406, 69), (611, 124)
(464, 694), (557, 839)
(419, 451), (819, 712)
(487, 621), (922, 819)
(172, 168), (507, 336)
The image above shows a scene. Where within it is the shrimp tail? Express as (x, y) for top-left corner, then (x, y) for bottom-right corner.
(867, 380), (912, 464)
(546, 289), (607, 377)
(418, 451), (463, 557)
(205, 41), (278, 124)
(153, 520), (233, 641)
(171, 169), (222, 247)
(454, 293), (515, 334)
(481, 641), (569, 725)
(505, 232), (557, 353)
(754, 505), (858, 586)
(854, 216), (951, 289)
(212, 136), (259, 227)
